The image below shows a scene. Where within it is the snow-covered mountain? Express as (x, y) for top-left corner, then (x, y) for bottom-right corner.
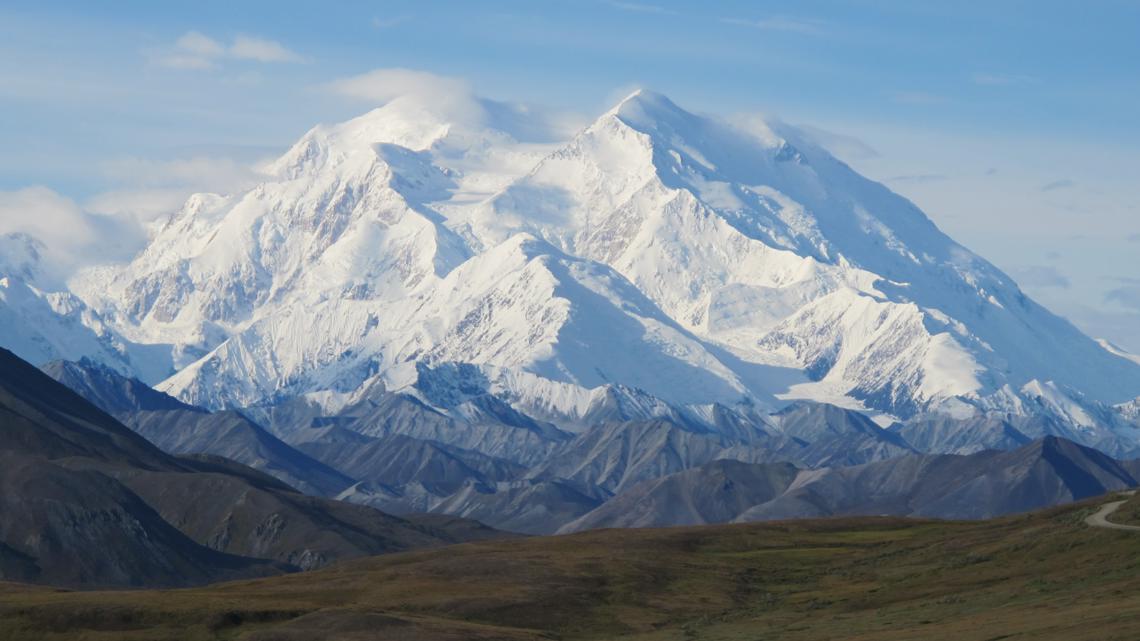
(0, 233), (167, 380)
(13, 90), (1140, 446)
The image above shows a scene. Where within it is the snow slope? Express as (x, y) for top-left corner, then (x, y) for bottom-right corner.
(41, 90), (1140, 442)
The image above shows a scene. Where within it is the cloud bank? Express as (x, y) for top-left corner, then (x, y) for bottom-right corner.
(0, 187), (144, 286)
(326, 68), (584, 142)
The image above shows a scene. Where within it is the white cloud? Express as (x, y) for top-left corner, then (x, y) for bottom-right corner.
(0, 187), (144, 285)
(0, 187), (96, 247)
(326, 68), (584, 142)
(790, 124), (879, 160)
(891, 91), (946, 105)
(373, 16), (411, 29)
(325, 68), (492, 132)
(156, 54), (217, 70)
(100, 156), (262, 191)
(0, 156), (262, 282)
(327, 68), (473, 106)
(721, 16), (823, 35)
(88, 155), (265, 222)
(2, 155), (269, 285)
(230, 35), (304, 63)
(153, 31), (304, 69)
(609, 2), (677, 15)
(84, 188), (192, 223)
(176, 31), (225, 57)
(971, 73), (1036, 86)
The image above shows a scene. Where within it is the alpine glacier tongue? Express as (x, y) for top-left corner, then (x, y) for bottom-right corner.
(57, 91), (1140, 433)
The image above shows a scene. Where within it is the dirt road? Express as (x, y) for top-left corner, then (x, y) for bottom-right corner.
(1085, 491), (1140, 531)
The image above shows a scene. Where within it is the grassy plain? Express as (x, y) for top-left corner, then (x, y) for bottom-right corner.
(3, 494), (1140, 640)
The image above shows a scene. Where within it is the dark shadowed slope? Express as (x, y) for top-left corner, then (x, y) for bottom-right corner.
(562, 436), (1138, 531)
(128, 409), (354, 496)
(2, 352), (178, 469)
(771, 401), (915, 466)
(43, 359), (354, 496)
(0, 350), (280, 587)
(0, 452), (283, 588)
(0, 349), (501, 587)
(561, 459), (800, 532)
(296, 431), (525, 497)
(40, 359), (197, 415)
(532, 407), (912, 497)
(740, 436), (1137, 522)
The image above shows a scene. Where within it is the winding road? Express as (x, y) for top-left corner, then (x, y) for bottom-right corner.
(1085, 491), (1140, 531)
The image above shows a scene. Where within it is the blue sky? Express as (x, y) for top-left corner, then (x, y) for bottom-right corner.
(1, 1), (1139, 349)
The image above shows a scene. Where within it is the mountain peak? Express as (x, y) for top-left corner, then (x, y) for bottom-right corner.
(606, 88), (699, 133)
(612, 88), (673, 109)
(605, 89), (786, 153)
(41, 89), (1140, 432)
(0, 233), (44, 283)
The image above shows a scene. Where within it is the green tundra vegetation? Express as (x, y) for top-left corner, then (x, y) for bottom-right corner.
(2, 494), (1140, 641)
(1110, 491), (1140, 526)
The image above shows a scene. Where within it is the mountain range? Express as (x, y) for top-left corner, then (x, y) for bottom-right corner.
(1, 90), (1136, 458)
(561, 436), (1140, 531)
(38, 356), (1140, 537)
(3, 90), (1140, 565)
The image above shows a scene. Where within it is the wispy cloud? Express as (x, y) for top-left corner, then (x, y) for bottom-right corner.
(0, 187), (145, 285)
(792, 124), (879, 160)
(0, 151), (271, 283)
(151, 31), (305, 69)
(327, 68), (474, 106)
(609, 2), (678, 15)
(1106, 281), (1140, 311)
(971, 72), (1037, 86)
(891, 91), (946, 105)
(89, 155), (264, 222)
(721, 16), (824, 35)
(155, 55), (216, 70)
(886, 173), (948, 184)
(229, 35), (304, 63)
(373, 16), (411, 29)
(326, 68), (584, 142)
(85, 188), (198, 222)
(1056, 303), (1140, 354)
(1041, 179), (1076, 192)
(1128, 233), (1140, 243)
(176, 31), (225, 57)
(1010, 265), (1072, 289)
